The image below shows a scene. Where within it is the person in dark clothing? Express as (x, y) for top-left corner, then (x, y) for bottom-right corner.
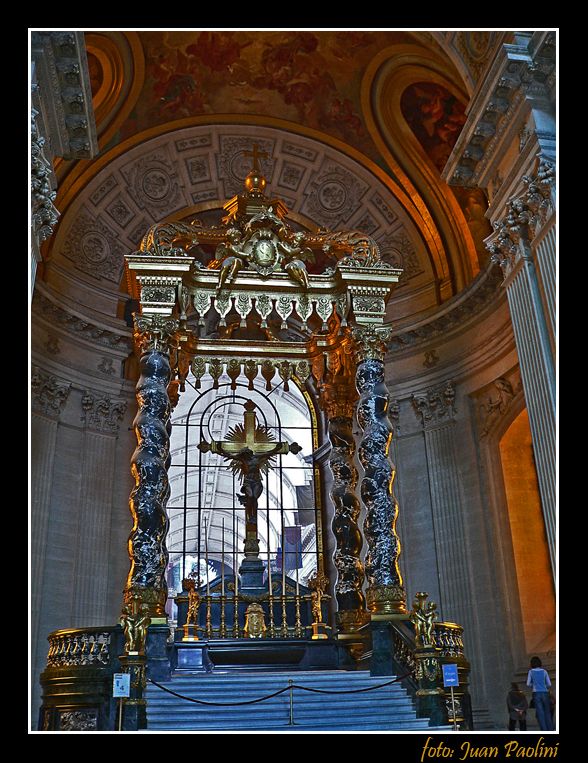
(507, 682), (528, 730)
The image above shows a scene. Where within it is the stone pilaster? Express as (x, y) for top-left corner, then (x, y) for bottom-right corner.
(71, 392), (128, 624)
(411, 381), (477, 646)
(352, 326), (406, 617)
(124, 315), (178, 620)
(321, 379), (368, 633)
(486, 159), (556, 576)
(31, 367), (71, 693)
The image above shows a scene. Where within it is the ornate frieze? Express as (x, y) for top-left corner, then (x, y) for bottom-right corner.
(387, 265), (503, 353)
(31, 31), (98, 160)
(443, 32), (556, 189)
(33, 293), (132, 351)
(31, 366), (71, 418)
(81, 390), (127, 434)
(412, 380), (456, 429)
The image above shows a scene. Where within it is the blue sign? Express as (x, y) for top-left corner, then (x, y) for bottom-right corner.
(442, 663), (459, 687)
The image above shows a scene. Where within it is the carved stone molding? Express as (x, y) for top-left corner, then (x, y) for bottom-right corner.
(31, 366), (71, 418)
(31, 31), (98, 160)
(412, 380), (456, 429)
(473, 371), (523, 438)
(81, 390), (127, 434)
(387, 265), (503, 354)
(444, 32), (556, 189)
(33, 293), (133, 351)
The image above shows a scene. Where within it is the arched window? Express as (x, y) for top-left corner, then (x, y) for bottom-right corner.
(165, 366), (322, 617)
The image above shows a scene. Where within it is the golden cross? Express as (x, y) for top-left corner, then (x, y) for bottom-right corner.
(204, 400), (290, 458)
(242, 144), (269, 173)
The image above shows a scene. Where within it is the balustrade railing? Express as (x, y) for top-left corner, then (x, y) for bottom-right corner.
(178, 589), (330, 641)
(45, 627), (116, 668)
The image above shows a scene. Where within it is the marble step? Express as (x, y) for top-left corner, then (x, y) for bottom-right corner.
(145, 669), (433, 731)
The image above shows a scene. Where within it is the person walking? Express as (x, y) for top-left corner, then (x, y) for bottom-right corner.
(527, 656), (554, 730)
(507, 682), (528, 730)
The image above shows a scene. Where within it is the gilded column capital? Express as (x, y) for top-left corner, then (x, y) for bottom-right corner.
(133, 314), (180, 354)
(31, 366), (71, 418)
(412, 380), (456, 429)
(351, 325), (392, 364)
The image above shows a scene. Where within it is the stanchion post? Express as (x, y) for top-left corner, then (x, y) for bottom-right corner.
(450, 686), (458, 732)
(288, 679), (294, 726)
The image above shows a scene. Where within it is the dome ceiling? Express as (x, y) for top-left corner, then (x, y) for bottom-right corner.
(42, 30), (504, 333)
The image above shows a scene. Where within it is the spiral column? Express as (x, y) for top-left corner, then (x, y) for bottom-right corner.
(322, 379), (368, 634)
(353, 325), (406, 617)
(124, 315), (178, 620)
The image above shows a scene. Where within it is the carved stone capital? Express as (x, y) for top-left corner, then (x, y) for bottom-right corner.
(486, 154), (556, 276)
(412, 380), (456, 429)
(352, 325), (392, 363)
(31, 366), (71, 418)
(133, 314), (179, 354)
(31, 107), (59, 246)
(81, 390), (128, 434)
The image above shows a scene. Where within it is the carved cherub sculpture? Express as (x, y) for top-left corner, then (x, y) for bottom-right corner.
(278, 231), (314, 290)
(214, 228), (247, 290)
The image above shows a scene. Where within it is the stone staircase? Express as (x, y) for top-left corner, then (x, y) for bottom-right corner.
(145, 670), (450, 731)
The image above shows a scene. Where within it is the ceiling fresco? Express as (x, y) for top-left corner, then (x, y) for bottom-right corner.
(105, 30), (426, 164)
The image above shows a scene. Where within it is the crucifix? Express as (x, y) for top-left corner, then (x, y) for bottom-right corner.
(198, 400), (301, 569)
(242, 144), (269, 173)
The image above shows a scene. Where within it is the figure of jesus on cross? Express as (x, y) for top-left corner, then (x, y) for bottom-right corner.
(198, 400), (301, 561)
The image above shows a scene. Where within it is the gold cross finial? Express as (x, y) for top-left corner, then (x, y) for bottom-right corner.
(242, 144), (269, 173)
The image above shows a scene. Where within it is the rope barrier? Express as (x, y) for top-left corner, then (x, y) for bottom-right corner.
(147, 670), (414, 707)
(147, 678), (290, 706)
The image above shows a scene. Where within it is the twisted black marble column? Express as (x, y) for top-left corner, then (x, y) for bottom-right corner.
(354, 329), (406, 616)
(328, 413), (367, 631)
(125, 348), (172, 619)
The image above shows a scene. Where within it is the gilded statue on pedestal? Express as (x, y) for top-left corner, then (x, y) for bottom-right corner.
(120, 603), (151, 654)
(409, 591), (437, 648)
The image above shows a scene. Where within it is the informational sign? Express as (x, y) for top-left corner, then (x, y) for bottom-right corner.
(113, 673), (131, 698)
(442, 663), (459, 687)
